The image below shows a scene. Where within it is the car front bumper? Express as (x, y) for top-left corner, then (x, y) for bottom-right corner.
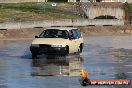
(30, 46), (66, 55)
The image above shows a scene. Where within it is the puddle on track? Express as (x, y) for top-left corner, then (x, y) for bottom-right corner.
(0, 36), (132, 88)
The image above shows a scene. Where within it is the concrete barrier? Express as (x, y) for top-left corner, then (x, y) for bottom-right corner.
(0, 19), (124, 29)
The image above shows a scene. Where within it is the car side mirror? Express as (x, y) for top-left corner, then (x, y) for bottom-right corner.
(35, 36), (39, 38)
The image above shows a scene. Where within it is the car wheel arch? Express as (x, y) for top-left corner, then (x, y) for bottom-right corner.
(79, 43), (84, 53)
(65, 45), (69, 54)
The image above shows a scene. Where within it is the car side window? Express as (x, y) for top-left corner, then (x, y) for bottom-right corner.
(75, 29), (81, 38)
(69, 29), (81, 39)
(69, 30), (77, 39)
(72, 29), (81, 39)
(72, 30), (78, 39)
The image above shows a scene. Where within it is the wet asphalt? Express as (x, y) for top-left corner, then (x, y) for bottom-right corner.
(0, 36), (132, 88)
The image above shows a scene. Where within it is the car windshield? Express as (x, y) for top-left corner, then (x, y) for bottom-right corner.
(39, 29), (69, 39)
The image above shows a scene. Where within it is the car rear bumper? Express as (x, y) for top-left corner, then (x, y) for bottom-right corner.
(30, 46), (66, 55)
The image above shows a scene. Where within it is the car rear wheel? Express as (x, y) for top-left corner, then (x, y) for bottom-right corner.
(79, 44), (83, 53)
(65, 46), (69, 56)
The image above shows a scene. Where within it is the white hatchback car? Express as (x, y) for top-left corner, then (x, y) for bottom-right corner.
(30, 27), (84, 58)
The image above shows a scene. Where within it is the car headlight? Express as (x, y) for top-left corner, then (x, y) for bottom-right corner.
(31, 44), (39, 47)
(51, 45), (62, 47)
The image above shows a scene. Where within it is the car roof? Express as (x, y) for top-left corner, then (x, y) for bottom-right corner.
(45, 27), (79, 31)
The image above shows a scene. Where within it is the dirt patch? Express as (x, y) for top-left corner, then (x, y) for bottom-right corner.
(80, 25), (132, 36)
(0, 26), (132, 39)
(0, 28), (43, 39)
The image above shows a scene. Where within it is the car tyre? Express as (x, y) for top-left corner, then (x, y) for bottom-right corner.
(79, 44), (83, 53)
(65, 46), (69, 56)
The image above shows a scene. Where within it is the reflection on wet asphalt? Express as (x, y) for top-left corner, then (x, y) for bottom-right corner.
(0, 36), (132, 88)
(31, 56), (83, 76)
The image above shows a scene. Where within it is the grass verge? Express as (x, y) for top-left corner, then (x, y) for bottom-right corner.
(0, 2), (86, 23)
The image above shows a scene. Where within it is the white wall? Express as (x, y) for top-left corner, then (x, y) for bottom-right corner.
(90, 0), (127, 3)
(0, 19), (124, 29)
(85, 7), (124, 19)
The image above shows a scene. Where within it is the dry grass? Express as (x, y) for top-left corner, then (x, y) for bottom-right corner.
(0, 2), (85, 23)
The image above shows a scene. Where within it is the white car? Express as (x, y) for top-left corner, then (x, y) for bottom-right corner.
(30, 27), (84, 58)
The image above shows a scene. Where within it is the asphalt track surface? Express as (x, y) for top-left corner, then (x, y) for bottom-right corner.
(0, 36), (132, 88)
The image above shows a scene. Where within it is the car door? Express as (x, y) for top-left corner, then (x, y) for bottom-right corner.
(74, 29), (83, 47)
(68, 29), (78, 53)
